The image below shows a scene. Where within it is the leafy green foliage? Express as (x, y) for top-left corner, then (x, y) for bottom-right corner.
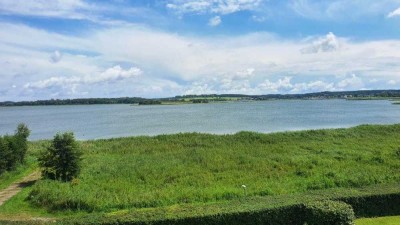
(38, 133), (82, 182)
(304, 200), (355, 225)
(0, 124), (30, 175)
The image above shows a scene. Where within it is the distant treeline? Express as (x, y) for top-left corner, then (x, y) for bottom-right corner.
(0, 97), (161, 106)
(1, 90), (400, 106)
(174, 90), (400, 100)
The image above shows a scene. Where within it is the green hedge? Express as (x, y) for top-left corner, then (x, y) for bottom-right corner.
(339, 193), (400, 218)
(303, 200), (355, 225)
(60, 201), (356, 225)
(1, 184), (399, 225)
(59, 184), (399, 225)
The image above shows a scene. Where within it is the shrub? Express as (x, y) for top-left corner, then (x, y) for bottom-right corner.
(304, 200), (355, 225)
(0, 137), (10, 174)
(38, 132), (82, 182)
(0, 123), (30, 175)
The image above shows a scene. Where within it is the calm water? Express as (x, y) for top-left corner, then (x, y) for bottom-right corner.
(0, 100), (399, 140)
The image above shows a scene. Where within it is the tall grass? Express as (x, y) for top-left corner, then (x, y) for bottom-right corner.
(28, 124), (400, 212)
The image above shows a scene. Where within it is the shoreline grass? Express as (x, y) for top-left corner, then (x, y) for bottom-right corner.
(24, 124), (400, 213)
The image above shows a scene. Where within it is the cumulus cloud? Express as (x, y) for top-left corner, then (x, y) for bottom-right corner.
(234, 68), (255, 79)
(185, 76), (343, 95)
(49, 50), (62, 63)
(301, 32), (340, 54)
(1, 21), (400, 100)
(86, 66), (142, 84)
(24, 65), (142, 90)
(387, 7), (400, 18)
(336, 74), (364, 90)
(208, 16), (222, 26)
(257, 77), (294, 93)
(166, 0), (262, 15)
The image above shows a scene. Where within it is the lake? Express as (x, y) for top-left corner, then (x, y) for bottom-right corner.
(0, 100), (399, 140)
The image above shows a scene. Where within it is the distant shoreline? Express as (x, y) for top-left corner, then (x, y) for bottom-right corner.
(1, 89), (400, 107)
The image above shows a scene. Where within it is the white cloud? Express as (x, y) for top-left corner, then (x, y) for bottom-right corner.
(0, 0), (154, 25)
(166, 0), (262, 15)
(388, 80), (397, 85)
(85, 66), (142, 84)
(388, 7), (400, 18)
(0, 0), (93, 19)
(337, 74), (364, 90)
(49, 50), (63, 63)
(291, 80), (336, 93)
(24, 65), (142, 90)
(1, 21), (400, 100)
(234, 68), (255, 79)
(258, 77), (293, 93)
(301, 32), (340, 54)
(290, 0), (400, 21)
(251, 15), (266, 22)
(208, 16), (222, 26)
(185, 76), (343, 95)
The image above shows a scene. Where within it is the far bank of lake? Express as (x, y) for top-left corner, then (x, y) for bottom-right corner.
(0, 99), (400, 140)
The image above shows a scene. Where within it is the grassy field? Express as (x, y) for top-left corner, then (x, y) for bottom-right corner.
(21, 124), (400, 213)
(356, 216), (400, 225)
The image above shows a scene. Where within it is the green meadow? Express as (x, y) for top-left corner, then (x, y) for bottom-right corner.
(23, 124), (400, 213)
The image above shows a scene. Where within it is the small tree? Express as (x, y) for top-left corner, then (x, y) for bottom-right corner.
(14, 123), (30, 163)
(39, 132), (82, 182)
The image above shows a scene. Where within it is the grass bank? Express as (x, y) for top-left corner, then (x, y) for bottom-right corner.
(356, 216), (400, 225)
(25, 124), (400, 212)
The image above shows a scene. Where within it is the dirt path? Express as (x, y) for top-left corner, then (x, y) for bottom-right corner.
(0, 171), (41, 206)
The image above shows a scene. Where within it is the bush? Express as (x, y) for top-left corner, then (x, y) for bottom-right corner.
(0, 123), (30, 175)
(304, 200), (355, 225)
(38, 132), (82, 182)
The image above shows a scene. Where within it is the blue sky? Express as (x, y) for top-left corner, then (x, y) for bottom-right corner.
(1, 0), (400, 101)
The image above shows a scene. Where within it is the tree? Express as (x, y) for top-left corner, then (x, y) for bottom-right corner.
(38, 132), (82, 182)
(14, 123), (30, 163)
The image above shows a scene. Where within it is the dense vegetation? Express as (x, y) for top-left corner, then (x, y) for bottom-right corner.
(0, 97), (160, 106)
(38, 133), (82, 182)
(0, 124), (30, 175)
(27, 124), (400, 213)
